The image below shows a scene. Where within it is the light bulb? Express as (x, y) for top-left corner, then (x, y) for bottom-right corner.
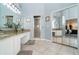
(14, 7), (17, 10)
(11, 4), (15, 9)
(2, 3), (21, 14)
(8, 3), (12, 5)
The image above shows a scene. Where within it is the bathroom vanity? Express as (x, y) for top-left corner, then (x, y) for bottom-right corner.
(52, 29), (62, 36)
(0, 30), (31, 55)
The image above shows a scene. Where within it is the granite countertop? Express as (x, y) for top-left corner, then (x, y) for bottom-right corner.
(0, 29), (31, 39)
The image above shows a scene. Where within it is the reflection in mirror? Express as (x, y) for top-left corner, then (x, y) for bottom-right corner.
(5, 16), (13, 28)
(65, 19), (78, 37)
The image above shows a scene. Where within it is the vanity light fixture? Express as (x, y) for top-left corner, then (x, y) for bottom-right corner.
(2, 3), (21, 14)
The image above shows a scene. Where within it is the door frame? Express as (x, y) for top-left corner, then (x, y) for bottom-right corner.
(33, 16), (41, 39)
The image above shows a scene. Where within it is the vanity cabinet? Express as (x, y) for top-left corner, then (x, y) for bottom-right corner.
(0, 32), (30, 55)
(53, 29), (62, 36)
(21, 32), (31, 44)
(0, 36), (21, 55)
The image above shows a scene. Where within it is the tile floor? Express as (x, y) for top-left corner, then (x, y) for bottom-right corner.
(19, 38), (79, 55)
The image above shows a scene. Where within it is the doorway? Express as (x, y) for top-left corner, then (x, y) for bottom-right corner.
(34, 16), (41, 38)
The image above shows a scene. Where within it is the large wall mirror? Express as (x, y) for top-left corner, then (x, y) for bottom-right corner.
(5, 16), (13, 28)
(65, 18), (78, 37)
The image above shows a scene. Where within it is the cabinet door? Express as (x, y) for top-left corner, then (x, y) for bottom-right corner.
(69, 6), (78, 19)
(21, 32), (30, 44)
(13, 37), (21, 55)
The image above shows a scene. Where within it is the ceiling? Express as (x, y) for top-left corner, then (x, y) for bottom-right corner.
(20, 3), (76, 15)
(44, 3), (75, 14)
